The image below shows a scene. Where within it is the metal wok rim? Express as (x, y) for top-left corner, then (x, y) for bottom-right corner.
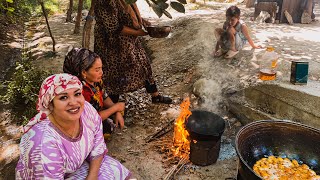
(235, 120), (320, 179)
(186, 110), (225, 136)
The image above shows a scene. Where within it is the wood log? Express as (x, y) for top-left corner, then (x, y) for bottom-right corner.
(246, 0), (256, 8)
(280, 0), (313, 23)
(146, 120), (174, 143)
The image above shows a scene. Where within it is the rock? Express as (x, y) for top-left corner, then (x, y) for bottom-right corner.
(234, 121), (242, 127)
(228, 118), (237, 124)
(301, 11), (312, 24)
(255, 11), (271, 23)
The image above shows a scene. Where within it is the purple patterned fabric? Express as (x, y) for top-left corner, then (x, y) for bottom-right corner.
(16, 101), (131, 179)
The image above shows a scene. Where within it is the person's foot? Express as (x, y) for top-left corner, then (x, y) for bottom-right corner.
(224, 50), (239, 59)
(284, 10), (293, 25)
(301, 11), (312, 24)
(212, 49), (226, 57)
(152, 95), (172, 104)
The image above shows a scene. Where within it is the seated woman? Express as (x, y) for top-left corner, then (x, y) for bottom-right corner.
(16, 73), (132, 179)
(63, 48), (125, 137)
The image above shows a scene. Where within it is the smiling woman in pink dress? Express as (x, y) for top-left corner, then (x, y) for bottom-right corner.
(15, 73), (132, 179)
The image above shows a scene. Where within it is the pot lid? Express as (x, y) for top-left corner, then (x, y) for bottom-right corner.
(186, 110), (225, 136)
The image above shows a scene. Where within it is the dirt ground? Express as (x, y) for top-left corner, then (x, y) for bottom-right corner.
(1, 1), (320, 179)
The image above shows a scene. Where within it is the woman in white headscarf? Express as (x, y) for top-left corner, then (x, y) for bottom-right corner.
(16, 73), (132, 179)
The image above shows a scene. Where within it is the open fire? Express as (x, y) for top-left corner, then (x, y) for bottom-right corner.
(172, 98), (192, 158)
(161, 98), (225, 179)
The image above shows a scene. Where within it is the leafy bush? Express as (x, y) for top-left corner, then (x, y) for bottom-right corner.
(0, 0), (15, 14)
(0, 59), (50, 125)
(1, 0), (37, 18)
(73, 0), (91, 11)
(34, 0), (64, 16)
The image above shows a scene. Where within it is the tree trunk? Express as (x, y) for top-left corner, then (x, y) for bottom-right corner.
(246, 0), (255, 8)
(66, 0), (73, 22)
(82, 0), (95, 49)
(73, 0), (83, 34)
(39, 0), (55, 52)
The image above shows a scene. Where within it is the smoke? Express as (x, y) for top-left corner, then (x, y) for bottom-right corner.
(193, 78), (222, 111)
(191, 18), (240, 112)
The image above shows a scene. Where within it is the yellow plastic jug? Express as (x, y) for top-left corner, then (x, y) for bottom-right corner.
(259, 47), (278, 81)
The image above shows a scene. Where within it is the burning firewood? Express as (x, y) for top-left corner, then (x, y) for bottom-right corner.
(148, 98), (194, 177)
(172, 98), (191, 157)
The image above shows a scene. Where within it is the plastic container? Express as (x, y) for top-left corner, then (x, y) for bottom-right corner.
(259, 47), (279, 81)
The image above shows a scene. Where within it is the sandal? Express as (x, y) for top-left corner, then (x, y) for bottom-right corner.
(152, 95), (172, 104)
(103, 118), (115, 134)
(212, 49), (224, 57)
(224, 50), (239, 59)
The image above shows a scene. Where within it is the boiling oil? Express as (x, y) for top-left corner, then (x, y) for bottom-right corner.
(259, 68), (276, 81)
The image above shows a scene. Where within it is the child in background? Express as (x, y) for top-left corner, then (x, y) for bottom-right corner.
(63, 48), (125, 138)
(213, 6), (261, 59)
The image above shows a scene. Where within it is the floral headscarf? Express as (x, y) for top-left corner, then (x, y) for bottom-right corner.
(23, 73), (83, 133)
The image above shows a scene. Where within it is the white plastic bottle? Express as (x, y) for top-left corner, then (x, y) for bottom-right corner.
(259, 47), (279, 81)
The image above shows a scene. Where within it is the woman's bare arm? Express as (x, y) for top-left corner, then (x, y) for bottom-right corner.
(86, 156), (103, 180)
(121, 26), (148, 36)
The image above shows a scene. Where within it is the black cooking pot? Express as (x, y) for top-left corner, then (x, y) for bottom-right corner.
(186, 110), (226, 166)
(186, 110), (225, 141)
(235, 120), (320, 180)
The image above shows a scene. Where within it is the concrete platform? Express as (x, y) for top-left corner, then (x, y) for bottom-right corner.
(228, 80), (320, 129)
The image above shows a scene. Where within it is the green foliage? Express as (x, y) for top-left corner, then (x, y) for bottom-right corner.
(17, 0), (38, 16)
(0, 59), (50, 125)
(73, 0), (91, 11)
(146, 0), (186, 19)
(1, 0), (37, 20)
(170, 1), (185, 13)
(83, 0), (91, 9)
(34, 0), (65, 15)
(177, 0), (187, 4)
(0, 0), (15, 16)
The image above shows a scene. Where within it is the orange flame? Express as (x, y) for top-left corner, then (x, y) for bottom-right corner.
(172, 98), (192, 157)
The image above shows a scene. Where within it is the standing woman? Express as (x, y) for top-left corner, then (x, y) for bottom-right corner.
(94, 0), (172, 104)
(16, 74), (132, 179)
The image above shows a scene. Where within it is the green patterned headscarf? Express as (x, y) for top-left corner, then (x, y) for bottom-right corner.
(63, 48), (100, 79)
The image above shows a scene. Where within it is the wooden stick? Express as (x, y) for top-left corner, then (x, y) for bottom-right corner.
(163, 156), (188, 180)
(163, 165), (177, 180)
(174, 157), (189, 177)
(147, 128), (173, 143)
(162, 156), (176, 163)
(149, 139), (172, 144)
(146, 120), (174, 143)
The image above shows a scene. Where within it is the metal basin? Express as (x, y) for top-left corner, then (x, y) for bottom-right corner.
(146, 26), (171, 38)
(235, 120), (320, 180)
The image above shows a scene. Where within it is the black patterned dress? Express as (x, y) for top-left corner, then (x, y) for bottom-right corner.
(94, 0), (154, 95)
